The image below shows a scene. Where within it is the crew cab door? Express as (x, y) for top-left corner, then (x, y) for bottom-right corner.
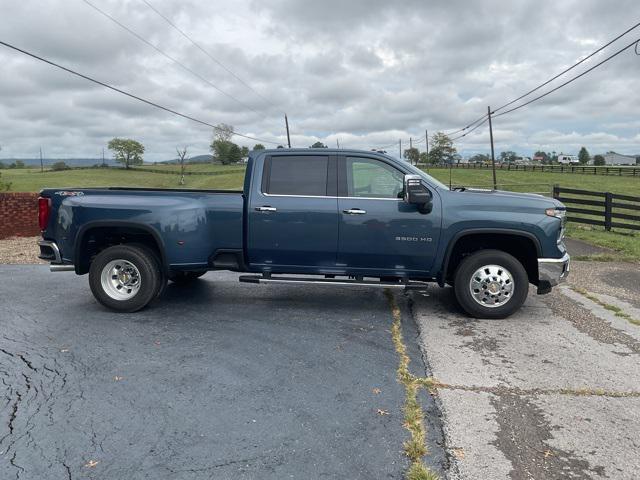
(337, 155), (441, 275)
(247, 154), (338, 270)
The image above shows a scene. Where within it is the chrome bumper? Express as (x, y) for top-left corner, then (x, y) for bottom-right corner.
(38, 240), (75, 272)
(538, 253), (570, 288)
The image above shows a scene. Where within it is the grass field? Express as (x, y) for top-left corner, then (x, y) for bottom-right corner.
(2, 164), (637, 260)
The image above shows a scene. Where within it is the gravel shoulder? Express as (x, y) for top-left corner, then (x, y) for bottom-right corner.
(0, 236), (44, 264)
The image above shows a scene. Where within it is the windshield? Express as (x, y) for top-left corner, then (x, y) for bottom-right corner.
(403, 162), (450, 190)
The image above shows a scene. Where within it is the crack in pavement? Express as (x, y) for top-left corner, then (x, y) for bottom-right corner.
(491, 393), (607, 480)
(418, 378), (640, 398)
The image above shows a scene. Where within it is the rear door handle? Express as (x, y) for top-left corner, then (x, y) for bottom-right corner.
(255, 206), (277, 212)
(343, 208), (366, 215)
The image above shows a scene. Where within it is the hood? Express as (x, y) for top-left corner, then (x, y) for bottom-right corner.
(457, 188), (564, 208)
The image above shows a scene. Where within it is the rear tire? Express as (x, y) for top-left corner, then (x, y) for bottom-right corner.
(89, 244), (161, 313)
(453, 249), (528, 319)
(168, 270), (207, 284)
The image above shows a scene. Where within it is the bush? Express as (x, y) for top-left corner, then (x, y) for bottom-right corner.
(51, 161), (70, 171)
(593, 154), (605, 166)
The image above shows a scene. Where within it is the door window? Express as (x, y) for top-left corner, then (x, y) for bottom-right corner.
(265, 155), (329, 196)
(345, 157), (404, 198)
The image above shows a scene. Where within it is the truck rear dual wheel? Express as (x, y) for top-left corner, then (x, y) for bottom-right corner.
(89, 244), (162, 313)
(453, 250), (529, 319)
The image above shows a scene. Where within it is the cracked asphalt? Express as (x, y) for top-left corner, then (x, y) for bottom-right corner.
(0, 266), (445, 480)
(412, 275), (640, 479)
(2, 258), (639, 480)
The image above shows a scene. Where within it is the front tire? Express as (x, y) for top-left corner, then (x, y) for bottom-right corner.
(89, 245), (161, 312)
(453, 249), (528, 319)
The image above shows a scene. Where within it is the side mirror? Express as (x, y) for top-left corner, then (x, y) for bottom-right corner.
(403, 174), (432, 213)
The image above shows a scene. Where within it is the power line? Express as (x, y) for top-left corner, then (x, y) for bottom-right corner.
(493, 21), (640, 114)
(443, 113), (488, 136)
(0, 40), (281, 145)
(82, 0), (265, 118)
(450, 117), (489, 141)
(139, 0), (280, 113)
(443, 22), (640, 137)
(494, 37), (639, 118)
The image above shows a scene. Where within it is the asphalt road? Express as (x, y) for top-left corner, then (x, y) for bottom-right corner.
(0, 266), (444, 480)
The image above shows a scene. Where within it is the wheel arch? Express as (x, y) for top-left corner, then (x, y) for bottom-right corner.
(439, 228), (541, 287)
(74, 221), (167, 275)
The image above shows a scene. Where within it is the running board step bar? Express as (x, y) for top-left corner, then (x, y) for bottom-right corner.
(238, 275), (429, 290)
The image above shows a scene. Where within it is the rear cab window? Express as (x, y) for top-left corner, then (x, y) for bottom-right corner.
(262, 155), (330, 196)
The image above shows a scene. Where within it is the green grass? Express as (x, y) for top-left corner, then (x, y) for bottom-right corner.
(566, 224), (640, 262)
(1, 166), (246, 192)
(424, 167), (640, 196)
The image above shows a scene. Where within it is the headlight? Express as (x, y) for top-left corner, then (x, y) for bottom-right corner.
(546, 208), (566, 243)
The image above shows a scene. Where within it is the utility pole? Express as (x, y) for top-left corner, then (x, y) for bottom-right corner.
(39, 147), (43, 173)
(425, 129), (429, 172)
(284, 114), (291, 148)
(488, 106), (497, 190)
(336, 138), (340, 149)
(399, 139), (402, 159)
(102, 147), (106, 167)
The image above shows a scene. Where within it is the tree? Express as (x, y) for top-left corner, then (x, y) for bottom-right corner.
(499, 151), (517, 163)
(253, 144), (265, 151)
(228, 143), (243, 163)
(211, 139), (233, 164)
(212, 123), (234, 143)
(176, 146), (188, 185)
(403, 147), (419, 165)
(593, 154), (605, 166)
(108, 138), (144, 169)
(469, 153), (490, 164)
(418, 152), (430, 165)
(310, 141), (327, 148)
(51, 161), (69, 171)
(210, 123), (239, 165)
(241, 146), (249, 158)
(578, 146), (590, 165)
(429, 132), (457, 164)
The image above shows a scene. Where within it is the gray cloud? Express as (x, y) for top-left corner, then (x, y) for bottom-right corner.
(0, 0), (639, 161)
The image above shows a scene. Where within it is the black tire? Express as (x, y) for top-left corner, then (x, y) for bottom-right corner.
(89, 244), (161, 313)
(128, 243), (167, 298)
(453, 249), (529, 319)
(168, 270), (207, 284)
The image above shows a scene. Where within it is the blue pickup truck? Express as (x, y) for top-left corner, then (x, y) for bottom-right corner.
(37, 149), (569, 318)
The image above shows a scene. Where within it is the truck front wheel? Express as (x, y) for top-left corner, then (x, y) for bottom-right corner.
(89, 245), (161, 313)
(453, 249), (528, 319)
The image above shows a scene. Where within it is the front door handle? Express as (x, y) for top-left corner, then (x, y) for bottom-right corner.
(255, 206), (277, 212)
(343, 208), (366, 215)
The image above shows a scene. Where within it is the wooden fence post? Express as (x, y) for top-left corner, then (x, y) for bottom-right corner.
(604, 192), (613, 231)
(552, 184), (560, 200)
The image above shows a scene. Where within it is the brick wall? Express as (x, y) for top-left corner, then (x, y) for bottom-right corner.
(0, 192), (40, 239)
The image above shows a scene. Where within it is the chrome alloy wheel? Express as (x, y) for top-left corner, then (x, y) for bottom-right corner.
(100, 259), (142, 301)
(469, 264), (514, 308)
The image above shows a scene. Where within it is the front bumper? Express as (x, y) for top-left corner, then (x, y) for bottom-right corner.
(537, 252), (570, 293)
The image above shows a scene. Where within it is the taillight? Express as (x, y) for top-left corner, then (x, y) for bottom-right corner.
(38, 197), (51, 231)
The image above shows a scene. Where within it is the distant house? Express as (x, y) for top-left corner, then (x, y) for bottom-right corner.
(532, 155), (545, 164)
(603, 152), (637, 165)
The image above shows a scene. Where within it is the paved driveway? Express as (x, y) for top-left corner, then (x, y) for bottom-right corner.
(412, 282), (640, 479)
(0, 266), (443, 480)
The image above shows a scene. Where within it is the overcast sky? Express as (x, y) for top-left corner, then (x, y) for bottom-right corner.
(1, 0), (639, 161)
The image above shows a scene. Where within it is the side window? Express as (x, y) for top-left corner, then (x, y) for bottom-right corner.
(265, 156), (329, 196)
(346, 157), (404, 199)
